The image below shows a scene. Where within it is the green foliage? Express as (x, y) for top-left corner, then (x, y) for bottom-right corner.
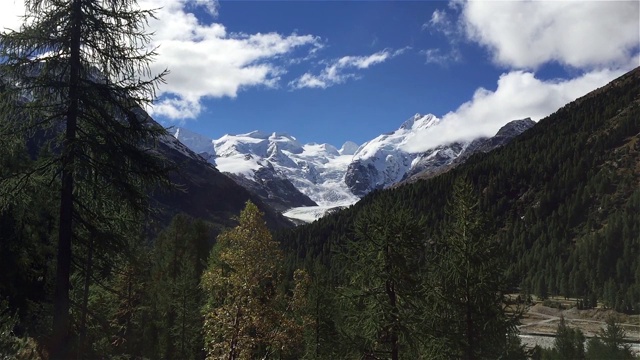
(585, 317), (637, 360)
(0, 0), (172, 355)
(425, 179), (522, 359)
(277, 68), (640, 315)
(530, 316), (639, 360)
(336, 200), (429, 359)
(150, 214), (210, 360)
(0, 298), (29, 359)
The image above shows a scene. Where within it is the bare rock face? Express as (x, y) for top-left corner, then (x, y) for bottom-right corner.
(225, 166), (317, 213)
(344, 161), (379, 197)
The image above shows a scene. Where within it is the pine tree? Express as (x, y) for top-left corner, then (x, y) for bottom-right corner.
(540, 316), (585, 360)
(299, 259), (342, 359)
(0, 1), (171, 357)
(586, 316), (635, 360)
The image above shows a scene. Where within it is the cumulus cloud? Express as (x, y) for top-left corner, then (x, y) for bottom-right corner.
(136, 0), (322, 120)
(405, 1), (639, 152)
(289, 48), (408, 89)
(402, 68), (626, 153)
(2, 0), (323, 121)
(459, 1), (640, 69)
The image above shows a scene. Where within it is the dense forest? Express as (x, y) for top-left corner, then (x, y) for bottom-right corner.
(278, 67), (640, 315)
(1, 0), (639, 359)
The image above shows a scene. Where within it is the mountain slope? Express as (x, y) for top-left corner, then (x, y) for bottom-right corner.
(174, 114), (534, 222)
(153, 125), (294, 232)
(345, 114), (535, 195)
(400, 118), (536, 184)
(277, 67), (640, 313)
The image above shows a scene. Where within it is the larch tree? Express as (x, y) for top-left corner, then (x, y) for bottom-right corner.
(426, 179), (522, 360)
(201, 201), (305, 360)
(336, 200), (430, 360)
(0, 0), (171, 357)
(151, 214), (209, 360)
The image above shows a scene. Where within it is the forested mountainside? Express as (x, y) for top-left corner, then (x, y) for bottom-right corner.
(277, 66), (640, 314)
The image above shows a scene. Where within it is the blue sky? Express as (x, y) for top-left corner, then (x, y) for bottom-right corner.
(3, 0), (639, 149)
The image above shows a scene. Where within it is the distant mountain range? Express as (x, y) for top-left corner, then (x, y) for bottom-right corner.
(172, 114), (535, 222)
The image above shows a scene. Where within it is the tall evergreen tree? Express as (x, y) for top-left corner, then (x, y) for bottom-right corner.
(151, 214), (209, 360)
(540, 316), (585, 360)
(585, 316), (635, 360)
(0, 0), (171, 357)
(426, 179), (521, 359)
(336, 200), (429, 359)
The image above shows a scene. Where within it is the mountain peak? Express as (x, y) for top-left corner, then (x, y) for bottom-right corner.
(270, 132), (295, 140)
(173, 127), (216, 156)
(339, 141), (359, 156)
(244, 130), (269, 139)
(495, 118), (536, 138)
(400, 113), (439, 131)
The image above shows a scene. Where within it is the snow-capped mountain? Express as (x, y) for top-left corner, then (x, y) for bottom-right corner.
(344, 115), (536, 196)
(173, 129), (360, 216)
(173, 114), (534, 223)
(345, 113), (444, 196)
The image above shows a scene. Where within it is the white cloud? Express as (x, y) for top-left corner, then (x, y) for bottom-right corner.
(421, 8), (463, 66)
(406, 1), (639, 152)
(421, 48), (461, 66)
(192, 0), (219, 17)
(136, 0), (322, 120)
(2, 0), (322, 121)
(459, 0), (640, 69)
(0, 0), (25, 32)
(423, 9), (456, 37)
(402, 68), (625, 153)
(289, 48), (407, 89)
(151, 97), (202, 121)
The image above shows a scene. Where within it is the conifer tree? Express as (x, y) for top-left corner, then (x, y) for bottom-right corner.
(0, 1), (171, 357)
(427, 179), (521, 359)
(201, 202), (304, 360)
(300, 260), (342, 359)
(585, 316), (635, 360)
(337, 200), (429, 360)
(151, 214), (209, 360)
(540, 316), (586, 360)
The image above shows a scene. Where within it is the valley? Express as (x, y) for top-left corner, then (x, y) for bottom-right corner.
(173, 114), (535, 222)
(0, 1), (637, 358)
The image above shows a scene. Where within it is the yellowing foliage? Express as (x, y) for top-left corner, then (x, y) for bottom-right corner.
(201, 201), (308, 360)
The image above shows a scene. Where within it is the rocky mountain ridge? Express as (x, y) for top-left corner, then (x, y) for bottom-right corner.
(173, 115), (535, 222)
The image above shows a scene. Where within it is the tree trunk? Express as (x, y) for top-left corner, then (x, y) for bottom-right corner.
(465, 289), (475, 360)
(386, 279), (399, 360)
(385, 241), (399, 360)
(51, 0), (82, 358)
(78, 236), (94, 358)
(229, 304), (242, 360)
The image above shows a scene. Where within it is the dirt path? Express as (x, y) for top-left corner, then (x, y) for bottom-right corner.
(517, 304), (640, 353)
